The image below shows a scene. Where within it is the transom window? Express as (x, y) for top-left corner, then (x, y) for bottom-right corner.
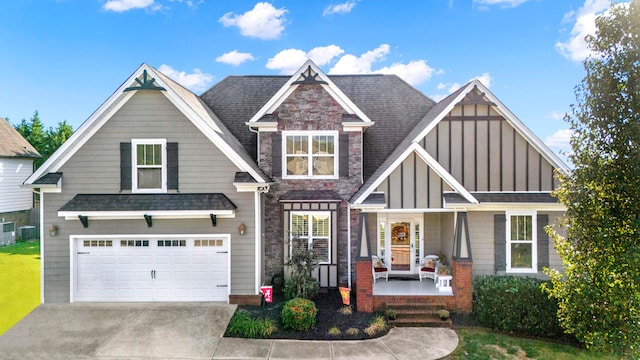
(289, 211), (331, 264)
(506, 211), (537, 273)
(284, 132), (337, 178)
(132, 139), (166, 193)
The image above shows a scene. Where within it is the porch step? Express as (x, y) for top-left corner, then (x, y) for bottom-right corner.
(385, 302), (452, 328)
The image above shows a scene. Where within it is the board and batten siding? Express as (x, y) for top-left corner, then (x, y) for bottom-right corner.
(422, 103), (557, 193)
(0, 158), (34, 213)
(375, 152), (453, 209)
(41, 91), (257, 302)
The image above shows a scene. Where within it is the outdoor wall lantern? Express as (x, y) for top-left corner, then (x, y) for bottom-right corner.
(49, 225), (57, 237)
(239, 223), (246, 235)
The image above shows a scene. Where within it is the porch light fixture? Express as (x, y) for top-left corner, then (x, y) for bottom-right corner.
(239, 223), (246, 235)
(49, 225), (57, 237)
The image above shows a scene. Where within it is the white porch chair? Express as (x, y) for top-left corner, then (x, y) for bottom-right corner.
(419, 255), (439, 282)
(372, 255), (389, 282)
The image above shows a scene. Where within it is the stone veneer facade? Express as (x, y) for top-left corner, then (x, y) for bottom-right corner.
(258, 83), (364, 286)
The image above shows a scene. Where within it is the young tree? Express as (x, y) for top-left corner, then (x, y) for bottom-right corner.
(544, 1), (640, 356)
(13, 112), (74, 168)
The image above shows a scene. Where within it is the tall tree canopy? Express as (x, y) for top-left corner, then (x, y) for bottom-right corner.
(13, 111), (74, 168)
(545, 1), (640, 356)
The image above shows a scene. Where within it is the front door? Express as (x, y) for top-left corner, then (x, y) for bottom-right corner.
(387, 217), (422, 274)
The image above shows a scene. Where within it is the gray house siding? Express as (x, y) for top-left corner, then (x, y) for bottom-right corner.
(468, 211), (564, 278)
(41, 91), (257, 303)
(423, 104), (558, 193)
(375, 154), (453, 210)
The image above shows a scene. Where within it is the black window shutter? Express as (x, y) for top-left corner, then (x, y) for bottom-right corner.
(272, 133), (282, 177)
(167, 142), (179, 190)
(537, 214), (549, 271)
(494, 214), (506, 272)
(120, 142), (131, 191)
(339, 134), (349, 177)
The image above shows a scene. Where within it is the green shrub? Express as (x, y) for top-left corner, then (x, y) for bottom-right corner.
(283, 238), (319, 300)
(472, 275), (566, 339)
(225, 310), (277, 338)
(281, 298), (317, 331)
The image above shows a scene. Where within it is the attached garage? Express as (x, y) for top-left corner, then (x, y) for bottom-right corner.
(71, 235), (230, 302)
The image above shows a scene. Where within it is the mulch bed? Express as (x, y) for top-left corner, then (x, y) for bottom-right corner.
(225, 289), (389, 340)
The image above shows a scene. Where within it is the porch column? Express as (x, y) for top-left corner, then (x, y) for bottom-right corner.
(452, 212), (473, 313)
(355, 213), (373, 313)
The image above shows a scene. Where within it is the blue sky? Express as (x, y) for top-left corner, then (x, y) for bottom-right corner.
(0, 0), (621, 162)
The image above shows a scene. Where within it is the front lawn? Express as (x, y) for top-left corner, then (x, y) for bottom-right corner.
(0, 240), (40, 335)
(443, 327), (620, 360)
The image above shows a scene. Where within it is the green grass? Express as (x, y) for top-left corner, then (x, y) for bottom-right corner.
(0, 240), (40, 335)
(444, 327), (621, 360)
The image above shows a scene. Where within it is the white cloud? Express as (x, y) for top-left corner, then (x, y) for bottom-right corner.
(307, 45), (345, 66)
(545, 128), (572, 152)
(547, 111), (566, 121)
(329, 44), (390, 74)
(266, 44), (439, 87)
(103, 0), (154, 12)
(473, 0), (530, 8)
(157, 64), (213, 93)
(219, 2), (287, 40)
(323, 1), (357, 15)
(473, 72), (492, 88)
(216, 50), (255, 66)
(373, 60), (437, 86)
(556, 0), (611, 61)
(266, 46), (345, 74)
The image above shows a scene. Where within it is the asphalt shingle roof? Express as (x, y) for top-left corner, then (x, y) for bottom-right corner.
(443, 192), (558, 204)
(199, 74), (436, 181)
(0, 117), (40, 158)
(59, 193), (237, 212)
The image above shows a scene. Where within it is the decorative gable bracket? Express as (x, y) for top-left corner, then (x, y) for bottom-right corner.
(124, 70), (166, 92)
(292, 65), (328, 85)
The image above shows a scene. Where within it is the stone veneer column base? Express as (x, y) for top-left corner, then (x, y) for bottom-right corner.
(452, 259), (473, 313)
(355, 259), (373, 313)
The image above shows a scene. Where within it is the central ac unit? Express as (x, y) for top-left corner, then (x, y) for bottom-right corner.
(1, 222), (16, 246)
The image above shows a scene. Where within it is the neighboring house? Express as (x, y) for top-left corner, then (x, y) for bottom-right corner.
(24, 61), (568, 311)
(0, 117), (40, 229)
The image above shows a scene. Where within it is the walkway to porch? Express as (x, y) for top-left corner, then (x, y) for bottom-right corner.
(372, 275), (453, 296)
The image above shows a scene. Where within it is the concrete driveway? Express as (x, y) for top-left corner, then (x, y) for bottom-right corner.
(0, 302), (237, 360)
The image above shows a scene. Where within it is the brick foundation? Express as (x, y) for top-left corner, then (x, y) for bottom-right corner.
(452, 258), (473, 313)
(355, 259), (373, 313)
(229, 294), (263, 306)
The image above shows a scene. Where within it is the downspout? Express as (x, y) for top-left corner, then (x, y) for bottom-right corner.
(347, 204), (351, 289)
(254, 190), (261, 294)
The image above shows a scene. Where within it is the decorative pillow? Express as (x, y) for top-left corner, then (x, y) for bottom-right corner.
(426, 259), (435, 268)
(375, 259), (383, 268)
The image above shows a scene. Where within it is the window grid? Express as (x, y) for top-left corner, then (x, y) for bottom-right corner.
(289, 211), (331, 264)
(284, 132), (336, 178)
(507, 213), (536, 272)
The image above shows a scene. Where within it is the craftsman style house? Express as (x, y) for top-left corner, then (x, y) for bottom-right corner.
(24, 61), (567, 311)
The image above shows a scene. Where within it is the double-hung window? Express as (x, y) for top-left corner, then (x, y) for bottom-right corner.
(506, 211), (537, 273)
(284, 131), (337, 179)
(132, 139), (166, 193)
(289, 212), (331, 264)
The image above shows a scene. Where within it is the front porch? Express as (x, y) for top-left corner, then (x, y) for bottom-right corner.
(373, 276), (453, 296)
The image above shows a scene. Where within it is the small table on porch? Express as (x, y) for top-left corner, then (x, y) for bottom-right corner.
(436, 275), (452, 292)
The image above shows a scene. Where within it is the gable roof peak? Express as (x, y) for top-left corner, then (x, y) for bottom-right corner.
(247, 59), (373, 125)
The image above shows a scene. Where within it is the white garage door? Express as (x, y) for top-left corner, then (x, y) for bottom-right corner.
(74, 236), (229, 302)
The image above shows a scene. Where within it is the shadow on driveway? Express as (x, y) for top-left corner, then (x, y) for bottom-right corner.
(0, 302), (236, 359)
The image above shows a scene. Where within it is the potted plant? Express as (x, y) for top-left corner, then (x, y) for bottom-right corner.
(438, 264), (451, 276)
(437, 309), (450, 320)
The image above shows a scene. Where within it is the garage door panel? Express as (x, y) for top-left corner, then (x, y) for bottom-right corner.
(75, 237), (229, 302)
